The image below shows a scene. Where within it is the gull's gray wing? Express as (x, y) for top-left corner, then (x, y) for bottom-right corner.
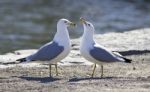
(27, 41), (64, 61)
(90, 45), (121, 63)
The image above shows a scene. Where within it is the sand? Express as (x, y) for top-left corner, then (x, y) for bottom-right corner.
(0, 29), (150, 92)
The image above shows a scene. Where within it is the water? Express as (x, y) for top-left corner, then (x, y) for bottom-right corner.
(0, 0), (150, 54)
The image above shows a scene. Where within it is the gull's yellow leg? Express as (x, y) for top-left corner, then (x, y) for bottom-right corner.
(91, 63), (96, 77)
(49, 64), (52, 77)
(101, 65), (103, 78)
(55, 64), (58, 76)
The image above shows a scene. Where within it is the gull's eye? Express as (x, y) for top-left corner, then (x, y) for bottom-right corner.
(88, 23), (90, 26)
(64, 21), (67, 23)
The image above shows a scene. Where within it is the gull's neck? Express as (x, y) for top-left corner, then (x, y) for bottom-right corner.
(81, 28), (95, 48)
(53, 24), (70, 46)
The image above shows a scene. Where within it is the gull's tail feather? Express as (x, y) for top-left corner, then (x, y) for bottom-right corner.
(122, 57), (132, 63)
(113, 52), (132, 63)
(16, 58), (27, 63)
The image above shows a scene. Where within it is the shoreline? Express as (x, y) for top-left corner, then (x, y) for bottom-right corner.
(0, 28), (149, 68)
(0, 28), (150, 92)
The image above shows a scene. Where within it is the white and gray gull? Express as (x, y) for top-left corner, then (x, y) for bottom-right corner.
(80, 17), (132, 78)
(17, 18), (76, 77)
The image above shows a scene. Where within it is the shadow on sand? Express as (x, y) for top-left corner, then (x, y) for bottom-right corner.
(68, 77), (115, 82)
(19, 76), (60, 83)
(115, 50), (150, 56)
(68, 76), (148, 82)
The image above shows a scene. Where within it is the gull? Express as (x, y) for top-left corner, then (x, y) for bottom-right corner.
(80, 17), (132, 78)
(16, 18), (75, 77)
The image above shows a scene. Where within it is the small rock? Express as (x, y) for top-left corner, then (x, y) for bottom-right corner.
(105, 84), (108, 87)
(15, 52), (21, 55)
(133, 67), (136, 70)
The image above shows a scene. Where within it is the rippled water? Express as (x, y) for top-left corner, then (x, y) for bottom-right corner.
(0, 0), (150, 54)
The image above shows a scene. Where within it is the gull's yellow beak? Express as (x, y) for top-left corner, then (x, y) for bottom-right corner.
(68, 21), (76, 27)
(80, 17), (87, 24)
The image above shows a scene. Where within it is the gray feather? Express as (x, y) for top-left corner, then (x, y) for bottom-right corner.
(27, 41), (64, 61)
(90, 45), (120, 63)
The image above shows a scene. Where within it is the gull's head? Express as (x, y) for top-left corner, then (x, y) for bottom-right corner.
(80, 17), (95, 32)
(57, 18), (76, 28)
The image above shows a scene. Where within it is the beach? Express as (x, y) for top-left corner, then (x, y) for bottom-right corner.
(0, 29), (150, 92)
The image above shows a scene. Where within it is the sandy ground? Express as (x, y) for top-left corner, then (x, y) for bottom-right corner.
(0, 29), (150, 92)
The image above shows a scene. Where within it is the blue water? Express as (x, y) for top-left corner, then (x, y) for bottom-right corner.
(0, 0), (150, 54)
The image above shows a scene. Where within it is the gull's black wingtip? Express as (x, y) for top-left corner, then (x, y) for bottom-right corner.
(16, 58), (27, 63)
(123, 57), (132, 63)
